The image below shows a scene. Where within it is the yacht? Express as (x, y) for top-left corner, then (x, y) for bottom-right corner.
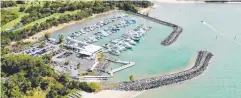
(125, 39), (136, 45)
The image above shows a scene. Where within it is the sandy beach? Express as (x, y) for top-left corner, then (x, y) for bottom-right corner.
(81, 90), (145, 98)
(138, 7), (152, 14)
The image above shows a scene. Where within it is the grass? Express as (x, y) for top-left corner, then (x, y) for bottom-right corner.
(0, 3), (35, 32)
(80, 72), (96, 77)
(13, 9), (82, 32)
(1, 1), (47, 32)
(24, 88), (46, 98)
(1, 1), (83, 32)
(1, 12), (28, 32)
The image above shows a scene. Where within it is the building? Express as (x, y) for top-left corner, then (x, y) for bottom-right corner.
(79, 44), (102, 56)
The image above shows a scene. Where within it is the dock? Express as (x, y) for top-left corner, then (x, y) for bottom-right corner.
(82, 75), (110, 80)
(89, 60), (99, 71)
(108, 62), (135, 76)
(81, 58), (135, 80)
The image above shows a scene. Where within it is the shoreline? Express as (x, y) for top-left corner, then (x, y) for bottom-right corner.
(105, 51), (213, 91)
(22, 10), (118, 43)
(21, 7), (153, 44)
(80, 90), (144, 98)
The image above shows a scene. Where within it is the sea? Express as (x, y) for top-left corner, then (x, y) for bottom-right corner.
(51, 3), (241, 98)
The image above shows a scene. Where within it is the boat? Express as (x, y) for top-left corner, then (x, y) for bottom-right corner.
(125, 39), (136, 45)
(108, 45), (121, 55)
(123, 42), (132, 49)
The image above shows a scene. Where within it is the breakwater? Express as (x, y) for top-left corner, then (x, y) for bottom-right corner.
(127, 11), (183, 46)
(102, 51), (213, 91)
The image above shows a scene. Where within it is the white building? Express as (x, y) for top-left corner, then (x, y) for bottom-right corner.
(79, 44), (102, 56)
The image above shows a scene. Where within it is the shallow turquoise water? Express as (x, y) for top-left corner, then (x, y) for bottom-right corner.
(136, 3), (241, 98)
(51, 3), (241, 98)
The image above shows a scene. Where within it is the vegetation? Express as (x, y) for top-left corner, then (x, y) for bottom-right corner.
(129, 75), (134, 81)
(64, 61), (70, 65)
(118, 3), (138, 13)
(39, 41), (46, 48)
(97, 53), (104, 62)
(87, 82), (101, 92)
(80, 72), (96, 76)
(44, 33), (51, 40)
(1, 54), (101, 98)
(58, 34), (65, 44)
(1, 1), (152, 46)
(0, 1), (152, 97)
(1, 1), (17, 8)
(1, 9), (19, 26)
(11, 41), (32, 52)
(77, 63), (81, 69)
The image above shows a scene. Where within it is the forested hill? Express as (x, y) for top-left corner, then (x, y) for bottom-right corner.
(1, 1), (152, 46)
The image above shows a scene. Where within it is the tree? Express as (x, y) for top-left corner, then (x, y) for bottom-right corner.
(9, 86), (23, 98)
(129, 75), (134, 81)
(97, 53), (104, 62)
(64, 61), (70, 65)
(41, 54), (52, 64)
(19, 6), (25, 12)
(87, 82), (100, 92)
(58, 73), (70, 85)
(77, 63), (80, 69)
(40, 80), (50, 90)
(58, 35), (64, 43)
(1, 46), (9, 56)
(46, 89), (58, 98)
(39, 41), (46, 48)
(44, 33), (51, 40)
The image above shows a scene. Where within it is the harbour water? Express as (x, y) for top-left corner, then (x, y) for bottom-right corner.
(51, 3), (241, 98)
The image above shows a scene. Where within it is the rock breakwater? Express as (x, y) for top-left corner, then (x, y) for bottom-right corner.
(103, 51), (213, 91)
(128, 12), (183, 46)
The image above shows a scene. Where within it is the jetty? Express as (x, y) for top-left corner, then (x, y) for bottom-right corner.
(108, 62), (135, 76)
(81, 58), (135, 80)
(82, 75), (110, 80)
(89, 60), (99, 71)
(106, 58), (135, 76)
(127, 11), (183, 46)
(102, 51), (214, 91)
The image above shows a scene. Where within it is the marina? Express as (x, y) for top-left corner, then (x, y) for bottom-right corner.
(2, 1), (241, 98)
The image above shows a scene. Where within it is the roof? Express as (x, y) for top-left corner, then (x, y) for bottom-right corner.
(79, 44), (102, 56)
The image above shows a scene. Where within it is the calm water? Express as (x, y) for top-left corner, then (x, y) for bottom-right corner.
(137, 3), (241, 98)
(51, 3), (241, 98)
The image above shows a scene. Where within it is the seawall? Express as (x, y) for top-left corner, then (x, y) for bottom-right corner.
(102, 51), (213, 91)
(127, 12), (183, 46)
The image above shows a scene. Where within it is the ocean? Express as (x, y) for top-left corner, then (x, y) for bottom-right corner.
(51, 3), (241, 98)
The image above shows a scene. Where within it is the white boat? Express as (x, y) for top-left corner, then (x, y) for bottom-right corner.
(125, 39), (136, 45)
(108, 45), (121, 55)
(124, 42), (132, 49)
(111, 39), (121, 44)
(100, 30), (109, 37)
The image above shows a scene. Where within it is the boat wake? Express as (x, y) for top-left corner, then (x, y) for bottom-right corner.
(202, 21), (241, 46)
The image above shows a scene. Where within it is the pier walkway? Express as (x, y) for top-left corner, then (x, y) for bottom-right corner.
(81, 58), (135, 80)
(89, 60), (99, 71)
(82, 75), (110, 80)
(108, 62), (135, 76)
